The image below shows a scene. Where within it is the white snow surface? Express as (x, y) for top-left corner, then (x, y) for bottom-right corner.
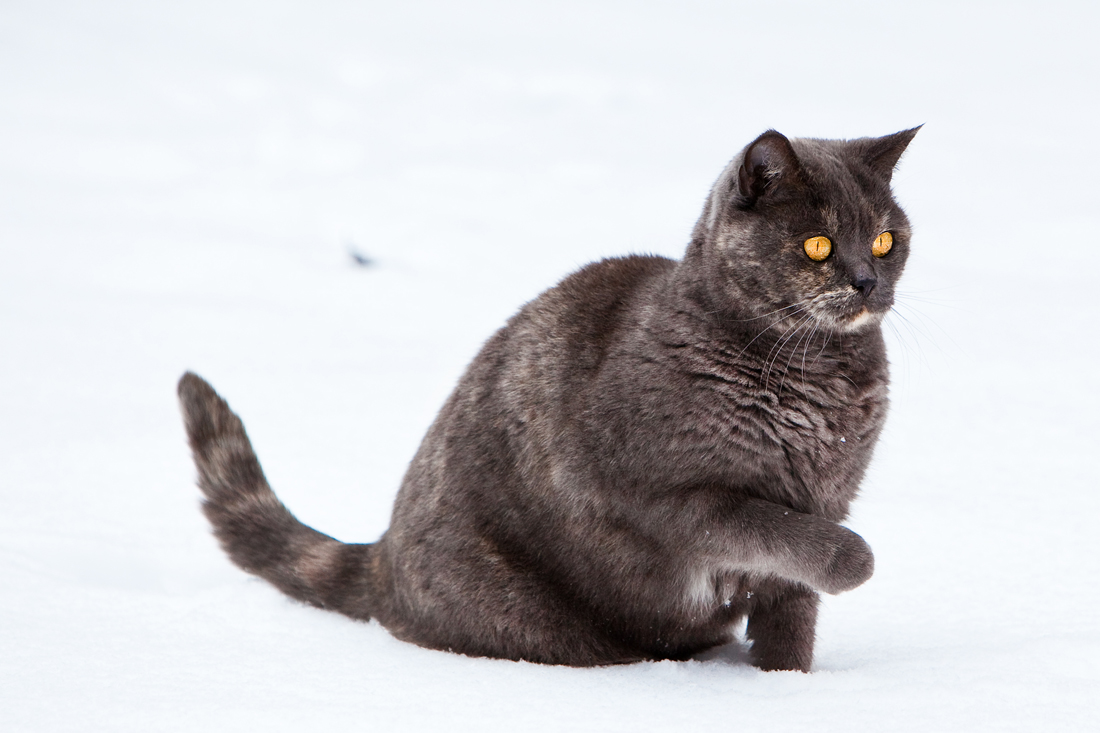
(2, 1), (1098, 730)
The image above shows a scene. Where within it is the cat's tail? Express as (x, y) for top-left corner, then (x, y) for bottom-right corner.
(177, 372), (378, 621)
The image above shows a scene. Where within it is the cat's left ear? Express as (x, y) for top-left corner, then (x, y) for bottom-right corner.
(858, 126), (922, 180)
(736, 130), (803, 208)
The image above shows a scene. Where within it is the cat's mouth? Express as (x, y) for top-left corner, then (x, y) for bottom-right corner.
(836, 305), (889, 333)
(803, 293), (885, 333)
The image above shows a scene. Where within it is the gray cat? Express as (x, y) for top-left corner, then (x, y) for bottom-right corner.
(179, 127), (917, 672)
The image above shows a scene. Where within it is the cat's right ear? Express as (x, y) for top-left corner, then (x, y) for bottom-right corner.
(737, 130), (801, 207)
(858, 126), (922, 180)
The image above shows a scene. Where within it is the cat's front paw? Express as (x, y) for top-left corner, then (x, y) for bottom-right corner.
(817, 529), (874, 594)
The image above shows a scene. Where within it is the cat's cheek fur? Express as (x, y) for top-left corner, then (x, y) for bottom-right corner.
(179, 127), (916, 672)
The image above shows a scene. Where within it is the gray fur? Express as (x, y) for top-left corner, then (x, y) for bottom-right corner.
(179, 128), (918, 671)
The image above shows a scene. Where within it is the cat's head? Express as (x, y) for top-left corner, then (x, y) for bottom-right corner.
(690, 127), (919, 335)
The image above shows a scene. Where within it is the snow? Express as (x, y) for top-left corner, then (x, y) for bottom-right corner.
(1, 1), (1098, 730)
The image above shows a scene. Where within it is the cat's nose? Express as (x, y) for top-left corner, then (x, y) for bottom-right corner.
(852, 275), (877, 297)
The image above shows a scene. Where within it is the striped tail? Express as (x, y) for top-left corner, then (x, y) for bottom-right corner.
(177, 372), (377, 620)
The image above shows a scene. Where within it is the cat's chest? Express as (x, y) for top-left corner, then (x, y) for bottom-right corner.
(729, 362), (877, 442)
(641, 341), (887, 510)
(695, 367), (874, 453)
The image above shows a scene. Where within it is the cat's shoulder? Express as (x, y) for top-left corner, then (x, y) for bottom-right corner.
(530, 254), (675, 319)
(502, 255), (676, 368)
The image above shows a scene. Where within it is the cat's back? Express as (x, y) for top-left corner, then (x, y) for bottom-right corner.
(393, 254), (676, 509)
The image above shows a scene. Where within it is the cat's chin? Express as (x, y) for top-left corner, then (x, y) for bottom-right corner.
(839, 307), (883, 333)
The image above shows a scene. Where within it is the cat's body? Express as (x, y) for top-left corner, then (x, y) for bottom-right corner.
(179, 127), (917, 671)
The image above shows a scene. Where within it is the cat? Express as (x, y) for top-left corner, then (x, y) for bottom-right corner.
(178, 126), (918, 672)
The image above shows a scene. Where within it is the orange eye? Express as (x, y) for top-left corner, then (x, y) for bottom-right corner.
(873, 232), (893, 257)
(804, 236), (832, 261)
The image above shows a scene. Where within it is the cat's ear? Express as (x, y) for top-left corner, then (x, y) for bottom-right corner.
(858, 126), (922, 180)
(737, 130), (802, 207)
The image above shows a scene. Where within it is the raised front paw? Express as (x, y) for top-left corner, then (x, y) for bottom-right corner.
(816, 528), (874, 595)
